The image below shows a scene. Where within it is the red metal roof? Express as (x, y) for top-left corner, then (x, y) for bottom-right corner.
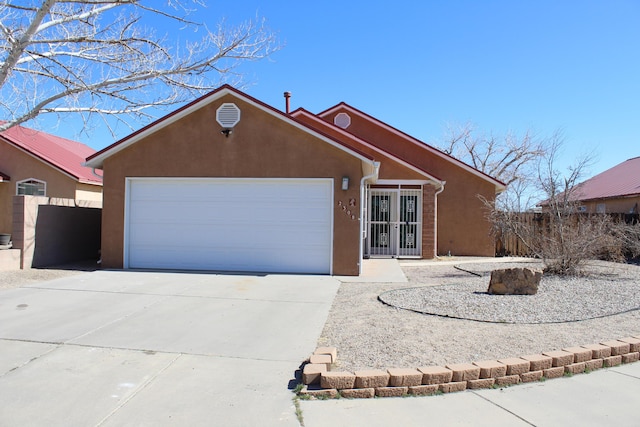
(0, 123), (102, 185)
(573, 156), (640, 201)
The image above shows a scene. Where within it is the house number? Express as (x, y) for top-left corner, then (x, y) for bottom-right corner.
(337, 199), (358, 220)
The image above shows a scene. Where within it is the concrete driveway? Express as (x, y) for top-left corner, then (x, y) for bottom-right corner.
(0, 270), (340, 426)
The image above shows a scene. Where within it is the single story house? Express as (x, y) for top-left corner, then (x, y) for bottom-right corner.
(570, 156), (640, 214)
(0, 123), (103, 235)
(85, 85), (504, 275)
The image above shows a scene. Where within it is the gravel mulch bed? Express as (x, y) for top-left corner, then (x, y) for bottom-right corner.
(380, 262), (640, 323)
(317, 259), (640, 371)
(0, 261), (98, 291)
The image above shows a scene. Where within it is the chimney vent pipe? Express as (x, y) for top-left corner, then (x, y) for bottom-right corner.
(284, 91), (291, 114)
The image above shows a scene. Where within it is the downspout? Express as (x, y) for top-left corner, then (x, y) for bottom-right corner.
(90, 167), (103, 180)
(359, 162), (380, 274)
(433, 181), (446, 258)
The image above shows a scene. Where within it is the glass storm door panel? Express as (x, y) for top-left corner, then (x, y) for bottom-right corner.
(367, 188), (422, 257)
(369, 191), (397, 256)
(398, 190), (421, 257)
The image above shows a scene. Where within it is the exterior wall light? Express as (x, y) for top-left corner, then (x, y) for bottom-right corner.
(342, 176), (349, 190)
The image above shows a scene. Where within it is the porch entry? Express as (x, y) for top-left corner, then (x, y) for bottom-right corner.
(366, 186), (422, 257)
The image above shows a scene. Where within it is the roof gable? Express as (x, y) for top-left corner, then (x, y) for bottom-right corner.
(85, 85), (377, 172)
(291, 108), (443, 187)
(318, 103), (506, 191)
(0, 123), (102, 185)
(573, 156), (640, 201)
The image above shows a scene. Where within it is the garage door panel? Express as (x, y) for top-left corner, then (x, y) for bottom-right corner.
(126, 178), (333, 273)
(129, 246), (329, 273)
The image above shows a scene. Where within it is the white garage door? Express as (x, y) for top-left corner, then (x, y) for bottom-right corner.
(125, 178), (333, 274)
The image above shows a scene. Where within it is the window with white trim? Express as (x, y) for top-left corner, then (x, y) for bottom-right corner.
(17, 178), (46, 196)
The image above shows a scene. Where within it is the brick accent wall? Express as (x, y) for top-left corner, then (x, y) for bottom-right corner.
(422, 185), (436, 259)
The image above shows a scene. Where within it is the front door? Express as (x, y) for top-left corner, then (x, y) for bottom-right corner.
(367, 188), (421, 257)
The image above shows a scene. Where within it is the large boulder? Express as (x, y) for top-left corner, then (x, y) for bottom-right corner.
(487, 267), (542, 295)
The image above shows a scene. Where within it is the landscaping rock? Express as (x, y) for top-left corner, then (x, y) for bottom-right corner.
(354, 370), (389, 388)
(601, 340), (630, 356)
(520, 354), (553, 371)
(387, 368), (423, 387)
(585, 358), (604, 371)
(466, 378), (495, 389)
(314, 347), (338, 363)
(618, 337), (640, 353)
(473, 360), (507, 379)
(497, 358), (530, 376)
(487, 267), (542, 295)
(582, 343), (612, 359)
(408, 384), (439, 396)
(418, 366), (453, 385)
(520, 370), (543, 383)
(445, 363), (481, 382)
(494, 375), (521, 387)
(302, 363), (327, 385)
(439, 381), (467, 393)
(375, 386), (408, 397)
(340, 388), (375, 399)
(320, 371), (356, 390)
(299, 386), (338, 399)
(543, 367), (565, 379)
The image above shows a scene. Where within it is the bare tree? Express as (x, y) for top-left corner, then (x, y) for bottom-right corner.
(488, 135), (640, 274)
(0, 0), (279, 135)
(440, 123), (549, 211)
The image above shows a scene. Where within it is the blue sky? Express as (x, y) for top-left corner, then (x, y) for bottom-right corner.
(56, 0), (640, 177)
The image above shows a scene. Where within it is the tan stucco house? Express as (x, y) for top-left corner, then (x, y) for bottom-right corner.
(85, 85), (504, 275)
(0, 124), (103, 235)
(570, 156), (640, 214)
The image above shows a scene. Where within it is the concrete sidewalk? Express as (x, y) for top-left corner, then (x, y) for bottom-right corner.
(301, 361), (640, 426)
(0, 271), (340, 426)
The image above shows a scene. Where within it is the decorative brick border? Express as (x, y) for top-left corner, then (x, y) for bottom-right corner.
(298, 336), (640, 398)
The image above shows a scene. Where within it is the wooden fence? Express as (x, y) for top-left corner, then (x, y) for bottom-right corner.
(494, 212), (639, 257)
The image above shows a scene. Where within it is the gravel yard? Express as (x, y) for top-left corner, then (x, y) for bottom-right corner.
(0, 261), (98, 290)
(318, 259), (640, 371)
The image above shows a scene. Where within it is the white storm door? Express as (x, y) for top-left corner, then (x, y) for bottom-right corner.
(367, 188), (421, 257)
(125, 178), (333, 274)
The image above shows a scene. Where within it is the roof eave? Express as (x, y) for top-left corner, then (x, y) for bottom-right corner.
(1, 134), (99, 184)
(85, 85), (377, 171)
(291, 109), (445, 188)
(318, 103), (507, 191)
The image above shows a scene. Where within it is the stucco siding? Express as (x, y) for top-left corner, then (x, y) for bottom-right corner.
(76, 183), (103, 204)
(321, 110), (498, 257)
(0, 142), (80, 234)
(100, 94), (365, 275)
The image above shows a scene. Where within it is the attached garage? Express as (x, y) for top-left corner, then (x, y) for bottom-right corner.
(125, 178), (334, 274)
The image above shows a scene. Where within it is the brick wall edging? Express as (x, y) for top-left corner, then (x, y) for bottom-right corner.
(299, 336), (640, 398)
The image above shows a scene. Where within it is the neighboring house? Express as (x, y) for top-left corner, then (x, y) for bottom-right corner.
(0, 124), (103, 235)
(85, 85), (504, 276)
(570, 156), (640, 214)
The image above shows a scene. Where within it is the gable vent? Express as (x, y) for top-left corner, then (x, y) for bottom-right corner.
(216, 103), (241, 128)
(334, 112), (351, 129)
